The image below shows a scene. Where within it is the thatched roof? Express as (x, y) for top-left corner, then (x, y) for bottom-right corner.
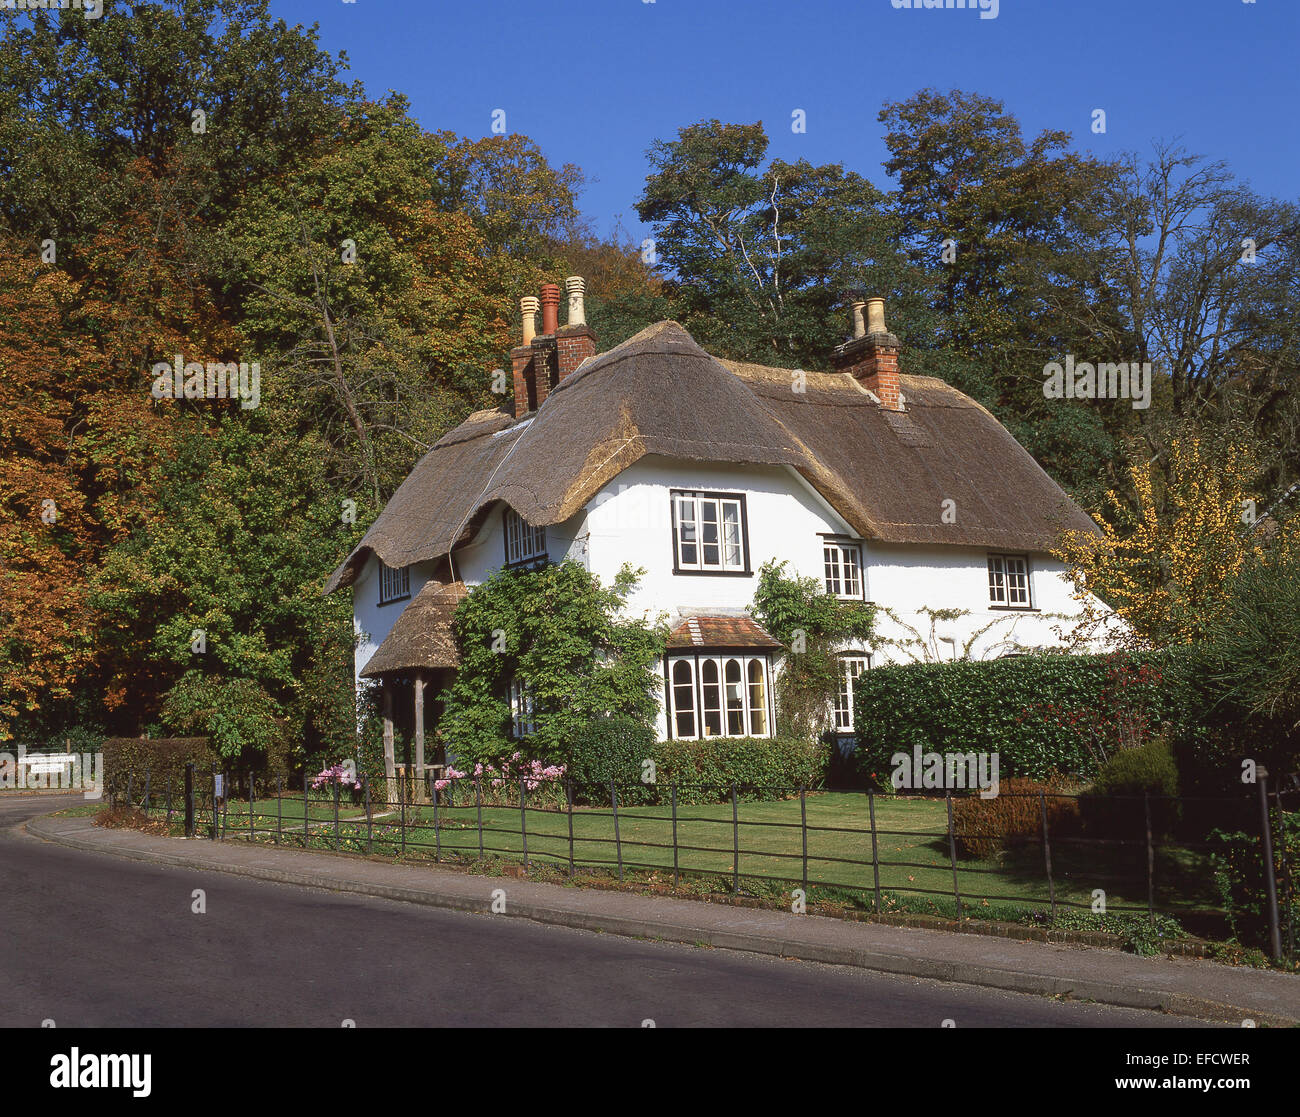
(327, 321), (1098, 592)
(359, 581), (467, 677)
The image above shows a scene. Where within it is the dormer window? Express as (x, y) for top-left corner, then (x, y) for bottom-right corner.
(377, 560), (410, 605)
(823, 541), (863, 599)
(671, 491), (748, 574)
(504, 509), (546, 565)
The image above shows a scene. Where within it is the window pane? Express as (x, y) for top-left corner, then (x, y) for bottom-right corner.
(701, 659), (722, 737)
(747, 659), (767, 736)
(988, 556), (1006, 603)
(824, 546), (840, 595)
(672, 660), (696, 738)
(724, 659), (745, 735)
(1007, 557), (1028, 604)
(722, 502), (742, 568)
(677, 499), (698, 567)
(844, 548), (860, 596)
(701, 500), (720, 567)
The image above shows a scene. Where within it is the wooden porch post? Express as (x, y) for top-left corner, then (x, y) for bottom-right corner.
(382, 681), (397, 806)
(413, 671), (427, 804)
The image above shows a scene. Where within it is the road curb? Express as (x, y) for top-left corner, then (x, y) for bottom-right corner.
(23, 816), (1296, 1027)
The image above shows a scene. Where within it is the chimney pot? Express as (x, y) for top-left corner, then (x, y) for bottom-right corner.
(851, 300), (866, 339)
(866, 297), (886, 336)
(540, 283), (561, 335)
(565, 276), (586, 327)
(520, 296), (539, 346)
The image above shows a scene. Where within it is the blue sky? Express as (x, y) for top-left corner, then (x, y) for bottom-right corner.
(270, 0), (1298, 241)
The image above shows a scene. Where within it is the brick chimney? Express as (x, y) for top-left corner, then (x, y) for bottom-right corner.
(510, 296), (539, 417)
(832, 296), (901, 410)
(557, 276), (597, 380)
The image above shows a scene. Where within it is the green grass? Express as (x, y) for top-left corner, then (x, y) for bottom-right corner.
(176, 790), (1221, 922)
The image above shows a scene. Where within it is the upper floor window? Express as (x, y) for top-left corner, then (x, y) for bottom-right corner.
(988, 554), (1031, 608)
(833, 656), (870, 733)
(504, 508), (546, 565)
(823, 542), (863, 599)
(672, 491), (748, 574)
(509, 677), (536, 738)
(377, 560), (410, 605)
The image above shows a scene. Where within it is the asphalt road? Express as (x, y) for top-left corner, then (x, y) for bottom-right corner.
(0, 795), (1201, 1027)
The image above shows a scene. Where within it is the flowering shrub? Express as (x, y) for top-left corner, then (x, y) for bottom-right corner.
(310, 763), (361, 792)
(435, 753), (567, 808)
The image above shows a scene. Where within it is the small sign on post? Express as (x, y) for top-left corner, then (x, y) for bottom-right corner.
(214, 774), (224, 799)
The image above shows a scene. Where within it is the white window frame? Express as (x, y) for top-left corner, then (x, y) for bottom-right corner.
(988, 553), (1032, 608)
(509, 677), (536, 738)
(377, 560), (410, 605)
(833, 655), (870, 733)
(823, 541), (863, 599)
(671, 491), (747, 573)
(505, 508), (547, 565)
(666, 654), (772, 739)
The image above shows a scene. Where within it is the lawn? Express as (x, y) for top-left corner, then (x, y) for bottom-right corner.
(186, 790), (1222, 921)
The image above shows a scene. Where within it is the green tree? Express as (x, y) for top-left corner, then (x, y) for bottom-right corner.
(437, 561), (666, 766)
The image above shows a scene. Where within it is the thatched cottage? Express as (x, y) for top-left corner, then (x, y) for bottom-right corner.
(325, 279), (1106, 773)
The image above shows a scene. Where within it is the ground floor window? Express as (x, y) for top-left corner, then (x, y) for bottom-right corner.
(666, 654), (772, 739)
(508, 677), (536, 738)
(833, 655), (870, 732)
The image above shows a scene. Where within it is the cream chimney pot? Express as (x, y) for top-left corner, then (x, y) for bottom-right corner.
(851, 301), (866, 339)
(520, 296), (539, 345)
(565, 276), (586, 327)
(866, 297), (886, 336)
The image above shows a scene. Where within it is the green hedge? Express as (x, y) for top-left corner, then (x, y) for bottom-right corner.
(1209, 810), (1300, 953)
(652, 735), (829, 805)
(102, 737), (217, 800)
(852, 650), (1200, 783)
(567, 715), (658, 805)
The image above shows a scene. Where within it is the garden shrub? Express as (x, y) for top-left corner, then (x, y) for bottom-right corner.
(102, 737), (217, 802)
(952, 777), (1079, 860)
(566, 715), (657, 805)
(1080, 737), (1181, 838)
(653, 735), (829, 805)
(853, 649), (1201, 783)
(1208, 811), (1300, 953)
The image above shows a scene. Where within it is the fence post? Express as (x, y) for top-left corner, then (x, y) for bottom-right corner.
(1039, 789), (1056, 921)
(184, 763), (194, 839)
(611, 781), (623, 883)
(303, 771), (309, 847)
(142, 769), (151, 817)
(1143, 792), (1155, 924)
(520, 777), (529, 868)
(566, 779), (575, 877)
(334, 778), (341, 852)
(731, 782), (739, 895)
(126, 772), (133, 812)
(1272, 788), (1295, 963)
(1257, 768), (1284, 963)
(800, 786), (809, 900)
(945, 791), (963, 923)
(671, 782), (679, 888)
(431, 777), (439, 863)
(475, 776), (484, 861)
(276, 776), (282, 845)
(867, 790), (881, 914)
(364, 776), (373, 855)
(249, 769), (255, 842)
(399, 774), (406, 858)
(212, 766), (219, 840)
(166, 774), (173, 826)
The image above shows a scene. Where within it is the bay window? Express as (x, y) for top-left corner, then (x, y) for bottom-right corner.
(666, 654), (772, 739)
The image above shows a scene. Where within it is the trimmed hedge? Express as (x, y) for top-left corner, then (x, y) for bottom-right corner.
(653, 735), (829, 805)
(102, 737), (217, 799)
(853, 650), (1201, 783)
(952, 777), (1080, 860)
(567, 715), (658, 805)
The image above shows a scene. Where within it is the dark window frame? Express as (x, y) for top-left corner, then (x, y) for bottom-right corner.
(377, 559), (411, 606)
(502, 507), (548, 569)
(669, 489), (752, 577)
